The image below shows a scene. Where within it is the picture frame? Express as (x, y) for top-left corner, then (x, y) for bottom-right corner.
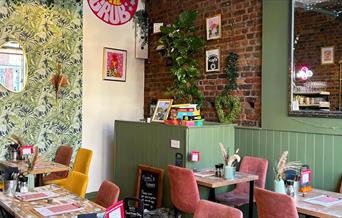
(151, 99), (173, 122)
(103, 47), (127, 82)
(135, 164), (164, 210)
(206, 49), (220, 72)
(206, 14), (221, 40)
(321, 46), (334, 65)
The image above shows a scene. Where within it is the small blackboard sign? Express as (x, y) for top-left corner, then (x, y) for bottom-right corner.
(135, 164), (164, 211)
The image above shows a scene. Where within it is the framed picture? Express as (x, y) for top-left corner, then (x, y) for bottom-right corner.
(151, 99), (173, 122)
(135, 164), (164, 210)
(321, 46), (334, 65)
(206, 49), (220, 72)
(206, 14), (221, 40)
(103, 47), (127, 81)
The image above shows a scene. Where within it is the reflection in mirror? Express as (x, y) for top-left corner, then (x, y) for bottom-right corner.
(0, 41), (27, 93)
(290, 0), (342, 115)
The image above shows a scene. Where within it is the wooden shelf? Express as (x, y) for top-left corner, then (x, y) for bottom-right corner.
(294, 91), (330, 96)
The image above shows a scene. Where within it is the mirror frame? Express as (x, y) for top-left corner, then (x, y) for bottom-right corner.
(0, 40), (28, 93)
(288, 0), (342, 119)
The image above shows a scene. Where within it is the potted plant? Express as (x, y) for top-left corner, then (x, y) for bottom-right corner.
(219, 143), (240, 179)
(157, 11), (204, 108)
(274, 151), (302, 194)
(215, 52), (241, 123)
(133, 9), (149, 50)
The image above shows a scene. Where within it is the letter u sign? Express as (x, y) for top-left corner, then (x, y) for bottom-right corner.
(87, 0), (138, 26)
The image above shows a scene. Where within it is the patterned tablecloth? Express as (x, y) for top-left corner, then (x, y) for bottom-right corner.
(0, 184), (105, 218)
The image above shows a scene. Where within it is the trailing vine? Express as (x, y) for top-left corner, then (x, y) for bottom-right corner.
(157, 11), (204, 108)
(134, 9), (149, 49)
(215, 52), (241, 123)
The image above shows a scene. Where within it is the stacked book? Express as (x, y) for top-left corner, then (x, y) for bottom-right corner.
(164, 104), (204, 127)
(170, 104), (201, 120)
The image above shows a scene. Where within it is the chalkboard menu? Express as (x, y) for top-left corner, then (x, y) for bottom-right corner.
(135, 164), (164, 211)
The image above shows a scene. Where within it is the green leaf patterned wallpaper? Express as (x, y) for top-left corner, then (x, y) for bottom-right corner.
(0, 0), (82, 159)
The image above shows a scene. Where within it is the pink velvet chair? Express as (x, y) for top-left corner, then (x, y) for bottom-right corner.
(255, 187), (299, 218)
(168, 165), (200, 214)
(194, 200), (243, 218)
(95, 180), (120, 208)
(216, 156), (268, 206)
(43, 145), (73, 182)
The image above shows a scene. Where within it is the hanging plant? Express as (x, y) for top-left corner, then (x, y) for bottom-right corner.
(215, 53), (241, 123)
(134, 9), (149, 49)
(157, 11), (204, 108)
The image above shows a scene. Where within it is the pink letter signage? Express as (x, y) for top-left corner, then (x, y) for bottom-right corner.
(87, 0), (138, 26)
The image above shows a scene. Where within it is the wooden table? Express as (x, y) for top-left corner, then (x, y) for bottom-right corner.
(196, 172), (259, 218)
(296, 189), (342, 218)
(0, 184), (105, 217)
(0, 160), (69, 186)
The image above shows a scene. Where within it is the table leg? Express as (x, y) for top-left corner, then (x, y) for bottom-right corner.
(208, 188), (216, 201)
(249, 180), (254, 218)
(35, 174), (44, 187)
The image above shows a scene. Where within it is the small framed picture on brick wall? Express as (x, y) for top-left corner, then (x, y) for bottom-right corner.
(206, 14), (221, 40)
(206, 49), (220, 72)
(321, 46), (334, 65)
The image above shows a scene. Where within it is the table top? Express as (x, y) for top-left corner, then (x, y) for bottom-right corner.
(296, 189), (342, 218)
(0, 160), (69, 175)
(0, 184), (105, 218)
(195, 172), (259, 188)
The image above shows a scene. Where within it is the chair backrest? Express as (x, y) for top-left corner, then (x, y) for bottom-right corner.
(194, 200), (243, 218)
(53, 145), (73, 178)
(73, 148), (93, 175)
(255, 187), (298, 218)
(235, 156), (268, 193)
(64, 171), (88, 198)
(95, 180), (120, 208)
(340, 178), (342, 193)
(167, 165), (200, 214)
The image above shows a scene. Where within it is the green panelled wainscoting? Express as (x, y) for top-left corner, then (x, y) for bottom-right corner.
(113, 120), (235, 208)
(236, 127), (342, 192)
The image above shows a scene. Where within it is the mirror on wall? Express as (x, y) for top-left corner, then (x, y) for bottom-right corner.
(289, 0), (342, 117)
(0, 41), (27, 93)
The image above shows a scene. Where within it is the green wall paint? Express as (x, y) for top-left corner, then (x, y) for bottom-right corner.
(0, 0), (82, 158)
(262, 0), (342, 135)
(114, 121), (235, 208)
(236, 127), (342, 192)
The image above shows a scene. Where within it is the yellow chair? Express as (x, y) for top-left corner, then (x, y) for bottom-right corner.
(64, 171), (88, 198)
(45, 148), (93, 186)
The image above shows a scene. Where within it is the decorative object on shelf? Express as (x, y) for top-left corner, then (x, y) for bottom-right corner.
(134, 9), (149, 59)
(206, 14), (221, 40)
(157, 11), (205, 108)
(103, 48), (127, 82)
(274, 151), (302, 194)
(87, 0), (138, 26)
(219, 143), (240, 179)
(206, 49), (220, 72)
(50, 64), (69, 102)
(321, 46), (334, 65)
(215, 53), (241, 123)
(151, 99), (173, 122)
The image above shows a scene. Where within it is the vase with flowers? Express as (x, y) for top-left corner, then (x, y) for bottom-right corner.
(219, 143), (241, 179)
(274, 150), (302, 194)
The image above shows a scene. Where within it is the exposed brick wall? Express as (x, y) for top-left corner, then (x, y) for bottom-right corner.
(295, 9), (342, 111)
(144, 0), (262, 126)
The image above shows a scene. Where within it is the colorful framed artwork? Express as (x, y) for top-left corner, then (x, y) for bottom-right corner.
(103, 48), (127, 82)
(151, 99), (173, 122)
(321, 46), (334, 65)
(206, 14), (221, 40)
(206, 49), (220, 72)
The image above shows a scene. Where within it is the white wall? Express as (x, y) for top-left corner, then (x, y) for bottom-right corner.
(82, 0), (145, 192)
